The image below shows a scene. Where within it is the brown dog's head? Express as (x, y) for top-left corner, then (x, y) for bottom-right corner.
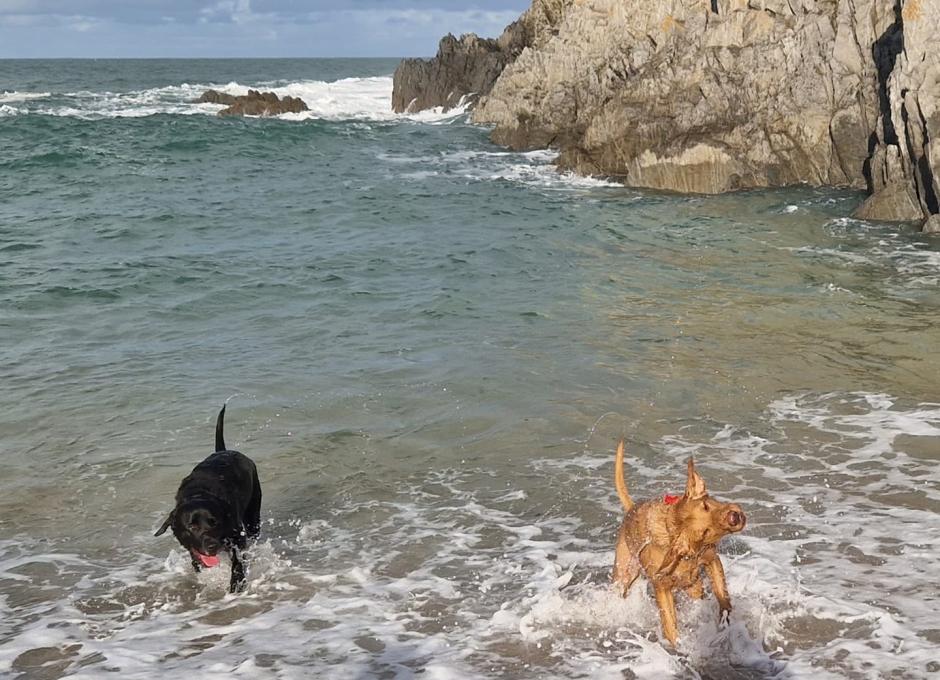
(676, 458), (746, 540)
(657, 458), (745, 576)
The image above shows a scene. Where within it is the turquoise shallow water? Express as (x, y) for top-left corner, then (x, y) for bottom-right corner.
(1, 59), (939, 679)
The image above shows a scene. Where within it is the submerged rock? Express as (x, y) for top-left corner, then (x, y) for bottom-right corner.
(198, 89), (308, 117)
(398, 0), (939, 227)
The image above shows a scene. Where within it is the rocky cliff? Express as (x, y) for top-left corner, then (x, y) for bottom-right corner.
(391, 0), (577, 113)
(395, 0), (938, 227)
(854, 0), (940, 221)
(392, 31), (524, 113)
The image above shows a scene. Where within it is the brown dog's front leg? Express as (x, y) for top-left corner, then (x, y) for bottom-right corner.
(705, 555), (732, 622)
(612, 540), (641, 597)
(655, 534), (691, 580)
(653, 585), (679, 647)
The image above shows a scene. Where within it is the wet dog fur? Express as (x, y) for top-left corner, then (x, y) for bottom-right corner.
(155, 406), (262, 592)
(612, 440), (745, 646)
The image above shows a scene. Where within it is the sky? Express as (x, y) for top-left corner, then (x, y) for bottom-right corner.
(0, 0), (528, 58)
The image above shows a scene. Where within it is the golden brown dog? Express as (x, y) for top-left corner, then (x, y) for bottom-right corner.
(612, 440), (746, 646)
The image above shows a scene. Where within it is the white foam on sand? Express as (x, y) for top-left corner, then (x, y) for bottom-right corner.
(1, 391), (936, 678)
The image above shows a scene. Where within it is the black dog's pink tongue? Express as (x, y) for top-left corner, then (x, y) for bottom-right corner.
(195, 552), (220, 568)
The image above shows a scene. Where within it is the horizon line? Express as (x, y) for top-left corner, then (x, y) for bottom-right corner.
(0, 55), (421, 61)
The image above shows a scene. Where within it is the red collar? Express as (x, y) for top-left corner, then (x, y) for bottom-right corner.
(663, 494), (681, 505)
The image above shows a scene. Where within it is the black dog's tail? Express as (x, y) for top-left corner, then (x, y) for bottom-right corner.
(215, 405), (227, 452)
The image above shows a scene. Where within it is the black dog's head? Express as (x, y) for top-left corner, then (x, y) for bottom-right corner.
(155, 497), (237, 567)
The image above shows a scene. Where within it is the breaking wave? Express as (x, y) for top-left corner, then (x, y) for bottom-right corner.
(8, 77), (466, 123)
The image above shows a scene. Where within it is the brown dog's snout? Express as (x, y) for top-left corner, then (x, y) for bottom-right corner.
(726, 507), (745, 530)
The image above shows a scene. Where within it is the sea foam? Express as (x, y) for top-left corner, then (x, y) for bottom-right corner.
(3, 392), (935, 678)
(20, 77), (465, 123)
(0, 91), (50, 103)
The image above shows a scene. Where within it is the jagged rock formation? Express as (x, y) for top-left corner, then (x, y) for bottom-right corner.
(855, 0), (940, 222)
(198, 89), (308, 117)
(391, 30), (526, 113)
(198, 90), (238, 106)
(473, 0), (893, 196)
(391, 0), (578, 113)
(396, 0), (938, 227)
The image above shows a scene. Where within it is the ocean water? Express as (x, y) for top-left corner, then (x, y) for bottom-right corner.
(1, 59), (939, 680)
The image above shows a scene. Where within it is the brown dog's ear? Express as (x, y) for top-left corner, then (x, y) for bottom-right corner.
(154, 511), (175, 537)
(685, 457), (707, 500)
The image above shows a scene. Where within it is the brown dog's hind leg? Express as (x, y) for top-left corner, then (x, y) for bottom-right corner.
(612, 539), (641, 597)
(705, 555), (732, 622)
(653, 585), (679, 646)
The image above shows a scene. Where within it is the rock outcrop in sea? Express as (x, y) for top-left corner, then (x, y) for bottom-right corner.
(394, 0), (939, 227)
(198, 89), (308, 117)
(391, 0), (576, 112)
(391, 30), (525, 113)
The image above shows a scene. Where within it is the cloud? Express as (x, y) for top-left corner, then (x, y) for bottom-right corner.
(70, 15), (99, 32)
(199, 0), (259, 24)
(0, 1), (526, 23)
(0, 2), (528, 57)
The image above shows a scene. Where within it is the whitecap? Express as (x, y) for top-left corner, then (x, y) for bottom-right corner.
(0, 90), (50, 103)
(388, 147), (625, 191)
(34, 77), (469, 124)
(785, 245), (876, 265)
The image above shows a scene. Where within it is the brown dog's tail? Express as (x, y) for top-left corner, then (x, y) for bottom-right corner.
(614, 439), (634, 512)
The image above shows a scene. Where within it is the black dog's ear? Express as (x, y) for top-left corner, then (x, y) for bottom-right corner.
(154, 510), (175, 536)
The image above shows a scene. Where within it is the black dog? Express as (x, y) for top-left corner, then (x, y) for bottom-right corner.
(155, 405), (262, 592)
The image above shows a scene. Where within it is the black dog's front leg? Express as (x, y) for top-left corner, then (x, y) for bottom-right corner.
(229, 548), (247, 593)
(244, 471), (262, 540)
(190, 556), (203, 573)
